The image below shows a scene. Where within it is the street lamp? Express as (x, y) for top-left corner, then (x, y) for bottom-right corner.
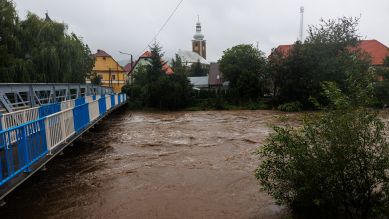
(119, 51), (135, 99)
(119, 51), (134, 84)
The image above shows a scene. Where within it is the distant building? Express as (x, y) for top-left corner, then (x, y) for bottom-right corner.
(357, 40), (389, 67)
(127, 51), (174, 83)
(189, 76), (209, 90)
(208, 63), (227, 88)
(274, 39), (389, 67)
(192, 17), (206, 59)
(89, 49), (127, 93)
(123, 61), (136, 76)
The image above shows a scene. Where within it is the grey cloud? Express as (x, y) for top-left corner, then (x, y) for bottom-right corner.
(13, 0), (389, 63)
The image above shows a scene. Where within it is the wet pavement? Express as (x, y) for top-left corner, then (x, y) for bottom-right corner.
(0, 110), (291, 218)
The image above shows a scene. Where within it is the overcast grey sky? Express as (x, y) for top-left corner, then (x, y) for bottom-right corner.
(12, 0), (389, 63)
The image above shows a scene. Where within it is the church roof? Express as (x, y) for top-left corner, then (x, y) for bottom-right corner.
(177, 50), (209, 65)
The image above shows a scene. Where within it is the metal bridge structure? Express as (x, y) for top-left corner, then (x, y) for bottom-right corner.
(0, 83), (113, 113)
(0, 83), (127, 203)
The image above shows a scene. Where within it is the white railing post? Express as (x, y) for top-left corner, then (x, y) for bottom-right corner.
(44, 118), (52, 154)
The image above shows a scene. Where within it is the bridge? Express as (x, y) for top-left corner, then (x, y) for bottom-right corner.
(0, 83), (127, 203)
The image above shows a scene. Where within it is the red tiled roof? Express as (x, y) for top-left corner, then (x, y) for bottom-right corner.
(94, 49), (111, 57)
(140, 51), (153, 58)
(163, 64), (174, 75)
(275, 45), (294, 56)
(131, 51), (174, 75)
(356, 40), (389, 65)
(273, 40), (389, 66)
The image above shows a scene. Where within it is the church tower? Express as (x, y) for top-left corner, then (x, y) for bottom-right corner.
(192, 16), (206, 59)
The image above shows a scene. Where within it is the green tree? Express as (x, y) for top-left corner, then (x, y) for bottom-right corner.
(219, 44), (267, 100)
(0, 0), (19, 82)
(256, 70), (389, 218)
(0, 1), (93, 83)
(190, 60), (207, 77)
(267, 48), (287, 97)
(128, 43), (192, 110)
(373, 56), (389, 106)
(385, 56), (389, 67)
(269, 17), (371, 107)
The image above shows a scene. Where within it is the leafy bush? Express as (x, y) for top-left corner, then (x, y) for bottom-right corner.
(256, 81), (389, 218)
(277, 101), (302, 112)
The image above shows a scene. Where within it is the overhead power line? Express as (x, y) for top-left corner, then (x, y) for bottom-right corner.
(138, 0), (184, 57)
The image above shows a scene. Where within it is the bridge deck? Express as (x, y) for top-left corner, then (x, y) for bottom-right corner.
(0, 93), (127, 201)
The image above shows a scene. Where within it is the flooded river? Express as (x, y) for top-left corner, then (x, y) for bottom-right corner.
(0, 110), (290, 218)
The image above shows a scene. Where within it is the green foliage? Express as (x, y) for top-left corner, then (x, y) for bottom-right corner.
(0, 1), (93, 83)
(90, 72), (102, 85)
(256, 73), (389, 218)
(268, 17), (371, 107)
(189, 60), (208, 77)
(381, 56), (389, 68)
(124, 43), (192, 110)
(277, 101), (302, 112)
(219, 44), (267, 101)
(373, 58), (389, 106)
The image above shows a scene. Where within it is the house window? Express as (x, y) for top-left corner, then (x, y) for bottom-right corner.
(112, 75), (116, 80)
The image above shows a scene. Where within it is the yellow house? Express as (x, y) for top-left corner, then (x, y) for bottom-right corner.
(90, 49), (127, 93)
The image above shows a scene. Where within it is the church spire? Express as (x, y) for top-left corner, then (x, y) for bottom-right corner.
(192, 16), (206, 59)
(193, 16), (204, 40)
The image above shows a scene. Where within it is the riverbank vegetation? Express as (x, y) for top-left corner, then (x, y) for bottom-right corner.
(0, 0), (94, 83)
(256, 70), (389, 218)
(255, 17), (389, 218)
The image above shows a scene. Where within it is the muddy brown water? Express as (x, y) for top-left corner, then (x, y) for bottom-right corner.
(0, 110), (293, 219)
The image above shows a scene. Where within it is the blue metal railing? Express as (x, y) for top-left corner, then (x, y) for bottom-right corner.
(98, 96), (107, 116)
(39, 103), (61, 118)
(0, 93), (127, 187)
(0, 118), (47, 185)
(75, 97), (86, 106)
(73, 103), (90, 133)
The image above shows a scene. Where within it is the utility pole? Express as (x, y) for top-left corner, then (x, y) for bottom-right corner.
(119, 51), (134, 84)
(109, 68), (112, 88)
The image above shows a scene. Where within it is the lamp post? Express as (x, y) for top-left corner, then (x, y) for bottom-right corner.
(119, 51), (134, 84)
